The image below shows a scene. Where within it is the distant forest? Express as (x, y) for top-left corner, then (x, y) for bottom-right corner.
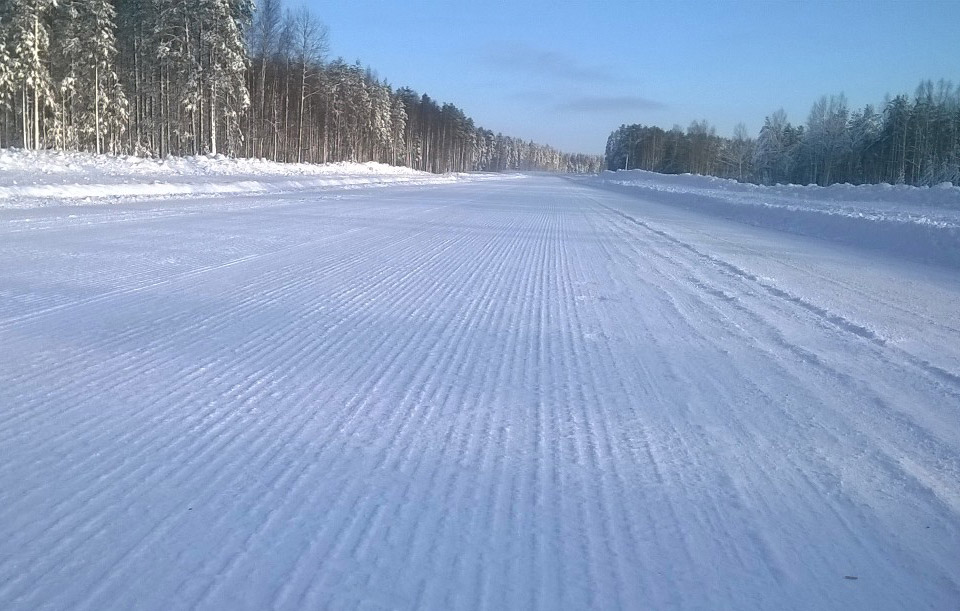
(0, 0), (604, 173)
(606, 82), (960, 186)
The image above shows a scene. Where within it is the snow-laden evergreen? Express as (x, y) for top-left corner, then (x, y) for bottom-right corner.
(5, 0), (55, 150)
(76, 0), (128, 153)
(606, 80), (960, 187)
(0, 0), (601, 172)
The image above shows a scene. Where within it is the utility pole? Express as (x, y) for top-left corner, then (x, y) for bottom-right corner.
(624, 153), (629, 170)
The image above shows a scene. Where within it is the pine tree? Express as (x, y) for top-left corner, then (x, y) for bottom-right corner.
(8, 0), (56, 149)
(389, 92), (406, 165)
(51, 0), (81, 150)
(76, 0), (128, 153)
(198, 0), (252, 155)
(0, 0), (604, 171)
(0, 5), (16, 144)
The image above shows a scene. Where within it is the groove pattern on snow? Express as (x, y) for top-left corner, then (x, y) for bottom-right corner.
(1, 179), (958, 610)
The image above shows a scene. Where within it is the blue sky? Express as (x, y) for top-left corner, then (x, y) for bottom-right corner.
(301, 0), (960, 154)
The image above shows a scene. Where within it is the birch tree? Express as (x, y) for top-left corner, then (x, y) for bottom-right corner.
(291, 6), (326, 162)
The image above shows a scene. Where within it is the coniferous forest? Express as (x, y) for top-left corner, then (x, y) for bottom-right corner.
(3, 1), (957, 183)
(606, 85), (960, 186)
(0, 0), (605, 173)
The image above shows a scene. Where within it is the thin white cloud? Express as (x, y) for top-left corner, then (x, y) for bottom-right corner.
(484, 42), (624, 84)
(556, 95), (667, 113)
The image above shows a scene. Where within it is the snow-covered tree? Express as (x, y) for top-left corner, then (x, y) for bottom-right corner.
(290, 5), (326, 162)
(246, 0), (281, 157)
(51, 0), (80, 149)
(725, 122), (753, 181)
(0, 7), (16, 117)
(848, 104), (882, 183)
(8, 0), (57, 149)
(76, 0), (128, 153)
(754, 109), (792, 184)
(199, 0), (252, 155)
(389, 92), (406, 165)
(801, 94), (850, 185)
(0, 0), (620, 172)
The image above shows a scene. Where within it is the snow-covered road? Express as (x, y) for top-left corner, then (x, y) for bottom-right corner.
(1, 177), (958, 610)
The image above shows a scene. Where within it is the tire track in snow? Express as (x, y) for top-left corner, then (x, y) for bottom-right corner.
(578, 186), (960, 607)
(589, 195), (960, 507)
(586, 206), (878, 580)
(593, 199), (960, 395)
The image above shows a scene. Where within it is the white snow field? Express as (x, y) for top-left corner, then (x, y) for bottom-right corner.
(0, 149), (507, 207)
(1, 159), (959, 610)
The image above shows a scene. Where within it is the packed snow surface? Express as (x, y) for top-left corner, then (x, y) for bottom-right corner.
(1, 160), (959, 610)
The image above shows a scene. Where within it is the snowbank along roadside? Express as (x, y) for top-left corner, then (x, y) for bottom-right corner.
(0, 149), (517, 208)
(578, 169), (960, 268)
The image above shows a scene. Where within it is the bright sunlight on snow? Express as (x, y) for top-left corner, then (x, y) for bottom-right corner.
(0, 150), (510, 207)
(1, 154), (958, 610)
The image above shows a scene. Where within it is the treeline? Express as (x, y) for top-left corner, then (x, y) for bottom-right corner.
(606, 81), (960, 186)
(0, 0), (603, 173)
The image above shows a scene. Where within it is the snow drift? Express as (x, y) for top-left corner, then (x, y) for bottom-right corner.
(581, 170), (960, 268)
(0, 149), (513, 208)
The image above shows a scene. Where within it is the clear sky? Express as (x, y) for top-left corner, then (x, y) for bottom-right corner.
(300, 0), (960, 155)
